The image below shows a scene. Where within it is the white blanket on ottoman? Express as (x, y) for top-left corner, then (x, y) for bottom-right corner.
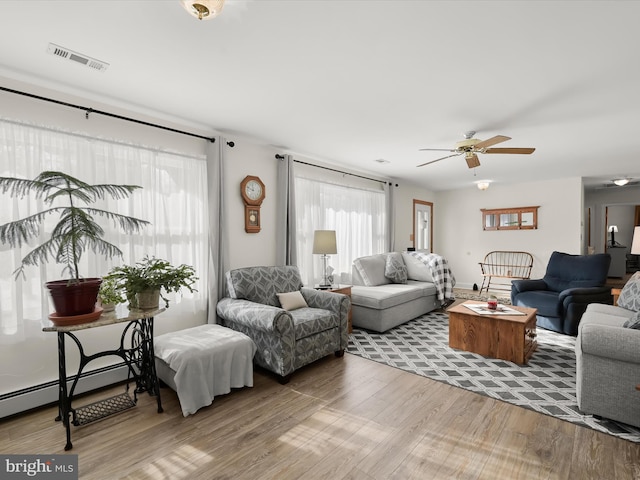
(154, 324), (256, 416)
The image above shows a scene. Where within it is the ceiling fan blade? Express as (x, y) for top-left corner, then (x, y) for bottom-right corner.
(474, 135), (511, 150)
(485, 147), (536, 154)
(416, 152), (462, 167)
(465, 153), (480, 169)
(418, 148), (457, 152)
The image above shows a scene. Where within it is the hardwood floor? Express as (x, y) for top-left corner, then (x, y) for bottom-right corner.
(1, 353), (639, 480)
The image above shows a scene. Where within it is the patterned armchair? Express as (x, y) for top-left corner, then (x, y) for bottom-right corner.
(216, 266), (350, 383)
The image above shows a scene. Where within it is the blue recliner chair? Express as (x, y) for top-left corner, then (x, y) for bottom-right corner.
(511, 251), (612, 336)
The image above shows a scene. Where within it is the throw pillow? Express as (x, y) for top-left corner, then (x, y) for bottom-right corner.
(384, 252), (408, 284)
(623, 310), (640, 329)
(401, 252), (433, 282)
(353, 254), (390, 286)
(618, 271), (640, 312)
(276, 291), (308, 311)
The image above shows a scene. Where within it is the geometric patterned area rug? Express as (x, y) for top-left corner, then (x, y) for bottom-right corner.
(348, 310), (640, 443)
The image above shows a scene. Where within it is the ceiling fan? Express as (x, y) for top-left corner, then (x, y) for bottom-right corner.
(417, 131), (535, 168)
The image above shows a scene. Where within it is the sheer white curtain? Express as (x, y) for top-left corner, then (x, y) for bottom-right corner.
(294, 175), (386, 286)
(0, 119), (208, 344)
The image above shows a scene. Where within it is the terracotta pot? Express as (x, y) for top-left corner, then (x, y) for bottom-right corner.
(135, 289), (161, 309)
(46, 278), (102, 317)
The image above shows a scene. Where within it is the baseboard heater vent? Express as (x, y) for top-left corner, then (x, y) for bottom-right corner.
(46, 43), (110, 72)
(0, 363), (128, 419)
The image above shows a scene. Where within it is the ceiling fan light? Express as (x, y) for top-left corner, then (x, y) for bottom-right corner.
(181, 0), (225, 20)
(613, 178), (630, 186)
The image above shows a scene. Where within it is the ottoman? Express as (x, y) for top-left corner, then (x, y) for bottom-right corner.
(154, 324), (256, 416)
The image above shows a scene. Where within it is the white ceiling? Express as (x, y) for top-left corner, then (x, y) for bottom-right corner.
(0, 0), (639, 191)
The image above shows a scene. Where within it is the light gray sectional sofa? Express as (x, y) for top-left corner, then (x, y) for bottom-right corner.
(575, 272), (640, 428)
(350, 252), (455, 332)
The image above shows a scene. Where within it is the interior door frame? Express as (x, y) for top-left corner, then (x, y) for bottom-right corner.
(413, 199), (433, 253)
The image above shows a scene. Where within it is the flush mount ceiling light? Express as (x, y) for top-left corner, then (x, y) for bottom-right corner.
(476, 181), (491, 191)
(181, 0), (225, 20)
(613, 178), (630, 186)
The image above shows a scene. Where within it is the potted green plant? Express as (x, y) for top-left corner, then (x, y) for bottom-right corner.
(105, 256), (198, 309)
(0, 171), (149, 317)
(97, 277), (126, 312)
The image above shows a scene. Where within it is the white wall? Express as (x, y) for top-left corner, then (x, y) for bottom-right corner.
(435, 177), (584, 289)
(223, 139), (281, 269)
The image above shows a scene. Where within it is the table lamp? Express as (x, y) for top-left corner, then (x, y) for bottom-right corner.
(313, 230), (337, 288)
(608, 225), (618, 246)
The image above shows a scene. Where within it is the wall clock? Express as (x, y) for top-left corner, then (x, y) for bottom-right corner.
(240, 175), (265, 233)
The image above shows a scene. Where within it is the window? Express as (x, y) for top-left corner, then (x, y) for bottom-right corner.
(294, 175), (386, 286)
(0, 119), (208, 342)
(481, 206), (539, 231)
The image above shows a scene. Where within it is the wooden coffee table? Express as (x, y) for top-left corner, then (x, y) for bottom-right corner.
(447, 301), (538, 365)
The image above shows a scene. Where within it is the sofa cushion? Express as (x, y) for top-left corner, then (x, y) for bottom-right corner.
(385, 252), (408, 284)
(353, 254), (390, 286)
(402, 253), (433, 282)
(513, 290), (561, 317)
(618, 271), (640, 312)
(290, 308), (338, 340)
(543, 251), (610, 293)
(623, 310), (640, 329)
(585, 303), (636, 318)
(351, 282), (436, 310)
(277, 291), (308, 311)
(226, 266), (303, 306)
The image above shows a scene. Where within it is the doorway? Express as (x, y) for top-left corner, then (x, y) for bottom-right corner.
(413, 199), (433, 253)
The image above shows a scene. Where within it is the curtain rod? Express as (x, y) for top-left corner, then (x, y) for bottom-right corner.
(276, 155), (397, 186)
(0, 86), (216, 143)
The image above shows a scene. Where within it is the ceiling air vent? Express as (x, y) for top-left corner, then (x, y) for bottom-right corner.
(46, 43), (109, 72)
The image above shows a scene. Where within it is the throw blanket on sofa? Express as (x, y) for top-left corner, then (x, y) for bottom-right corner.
(408, 252), (456, 302)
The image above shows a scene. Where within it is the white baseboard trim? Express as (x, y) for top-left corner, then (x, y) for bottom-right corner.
(0, 364), (129, 419)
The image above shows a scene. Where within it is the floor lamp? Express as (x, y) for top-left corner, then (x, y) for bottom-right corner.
(313, 230), (337, 288)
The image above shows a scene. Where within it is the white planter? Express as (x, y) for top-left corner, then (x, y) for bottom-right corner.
(135, 289), (161, 309)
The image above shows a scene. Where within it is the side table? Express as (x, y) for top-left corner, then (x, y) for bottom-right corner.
(316, 285), (353, 333)
(42, 306), (165, 450)
(612, 287), (622, 306)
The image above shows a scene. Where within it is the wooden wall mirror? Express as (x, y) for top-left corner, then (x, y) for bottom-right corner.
(481, 206), (539, 231)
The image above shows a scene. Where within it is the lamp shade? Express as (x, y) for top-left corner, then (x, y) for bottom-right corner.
(631, 226), (640, 255)
(608, 225), (618, 233)
(312, 230), (337, 255)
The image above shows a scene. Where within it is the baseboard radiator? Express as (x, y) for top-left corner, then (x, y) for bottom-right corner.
(0, 363), (129, 419)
